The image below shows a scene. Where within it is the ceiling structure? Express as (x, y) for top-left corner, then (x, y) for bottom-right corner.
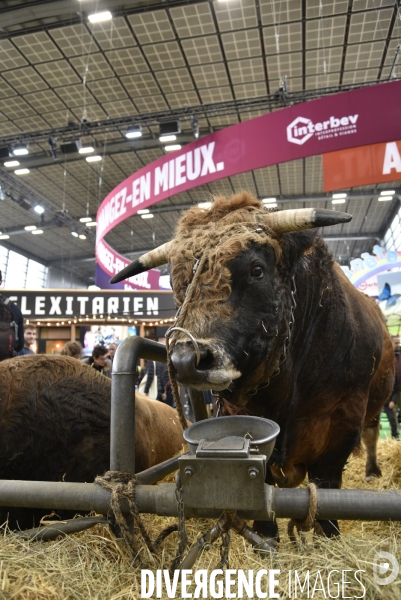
(0, 0), (400, 285)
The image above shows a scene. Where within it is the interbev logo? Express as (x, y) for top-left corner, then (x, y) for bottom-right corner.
(287, 114), (359, 145)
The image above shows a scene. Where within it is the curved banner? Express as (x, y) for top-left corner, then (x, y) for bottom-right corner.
(96, 81), (401, 288)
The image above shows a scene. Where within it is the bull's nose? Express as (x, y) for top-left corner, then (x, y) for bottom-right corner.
(171, 346), (214, 384)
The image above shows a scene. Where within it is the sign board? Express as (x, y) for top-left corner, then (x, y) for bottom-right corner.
(6, 290), (176, 321)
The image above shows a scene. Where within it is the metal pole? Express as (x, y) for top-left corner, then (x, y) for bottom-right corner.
(110, 337), (167, 474)
(136, 453), (188, 485)
(2, 480), (401, 522)
(188, 388), (209, 422)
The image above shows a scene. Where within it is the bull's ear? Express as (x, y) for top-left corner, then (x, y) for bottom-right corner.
(279, 229), (318, 269)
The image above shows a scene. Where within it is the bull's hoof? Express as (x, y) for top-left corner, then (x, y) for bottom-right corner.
(365, 464), (382, 482)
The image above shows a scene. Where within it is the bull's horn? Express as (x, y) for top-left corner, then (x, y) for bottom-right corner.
(110, 241), (173, 284)
(264, 208), (352, 233)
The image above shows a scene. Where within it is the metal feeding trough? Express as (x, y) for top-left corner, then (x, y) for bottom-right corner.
(184, 415), (279, 459)
(179, 416), (280, 517)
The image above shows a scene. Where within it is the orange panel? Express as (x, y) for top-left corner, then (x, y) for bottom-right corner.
(323, 140), (401, 191)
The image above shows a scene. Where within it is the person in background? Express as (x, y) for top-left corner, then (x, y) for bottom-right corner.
(108, 342), (118, 365)
(17, 324), (36, 356)
(81, 344), (111, 378)
(140, 359), (168, 401)
(0, 269), (24, 359)
(60, 341), (82, 359)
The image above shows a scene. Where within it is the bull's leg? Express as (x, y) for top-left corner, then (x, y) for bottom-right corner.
(252, 519), (279, 545)
(307, 429), (360, 538)
(362, 416), (382, 482)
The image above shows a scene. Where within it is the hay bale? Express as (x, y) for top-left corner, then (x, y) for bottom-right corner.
(0, 439), (400, 599)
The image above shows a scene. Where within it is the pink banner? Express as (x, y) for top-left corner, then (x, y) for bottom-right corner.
(96, 238), (160, 290)
(96, 81), (401, 287)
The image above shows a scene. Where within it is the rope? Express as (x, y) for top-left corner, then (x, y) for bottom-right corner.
(287, 483), (324, 545)
(95, 471), (177, 563)
(166, 252), (209, 431)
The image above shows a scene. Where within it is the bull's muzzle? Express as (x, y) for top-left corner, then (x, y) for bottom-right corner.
(170, 341), (241, 391)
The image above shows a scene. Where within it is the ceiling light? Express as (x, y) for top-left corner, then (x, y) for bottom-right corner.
(80, 217), (92, 223)
(262, 197), (277, 203)
(86, 155), (102, 162)
(125, 126), (142, 139)
(0, 183), (4, 201)
(4, 160), (19, 167)
(198, 201), (212, 209)
(34, 205), (45, 214)
(14, 168), (29, 175)
(32, 229), (43, 235)
(332, 193), (347, 199)
(86, 221), (97, 227)
(332, 199), (346, 204)
(71, 231), (79, 237)
(141, 213), (154, 219)
(88, 11), (112, 23)
(264, 202), (277, 208)
(13, 144), (28, 156)
(380, 190), (395, 196)
(79, 146), (94, 154)
(164, 145), (181, 152)
(137, 209), (149, 214)
(159, 134), (176, 143)
(0, 235), (10, 240)
(378, 196), (393, 202)
(24, 225), (37, 231)
(79, 234), (87, 239)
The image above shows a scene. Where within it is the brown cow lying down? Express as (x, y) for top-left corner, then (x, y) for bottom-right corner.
(0, 354), (185, 529)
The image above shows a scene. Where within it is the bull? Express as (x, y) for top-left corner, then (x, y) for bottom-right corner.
(112, 191), (394, 540)
(0, 354), (185, 529)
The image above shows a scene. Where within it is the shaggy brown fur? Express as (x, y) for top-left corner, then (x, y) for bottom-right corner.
(169, 192), (282, 334)
(0, 354), (185, 529)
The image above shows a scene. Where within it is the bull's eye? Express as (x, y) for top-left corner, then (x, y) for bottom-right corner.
(251, 266), (263, 278)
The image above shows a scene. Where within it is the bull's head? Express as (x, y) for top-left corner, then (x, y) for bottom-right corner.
(111, 192), (351, 405)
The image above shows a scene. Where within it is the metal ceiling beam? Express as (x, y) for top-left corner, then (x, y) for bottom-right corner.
(0, 80), (398, 149)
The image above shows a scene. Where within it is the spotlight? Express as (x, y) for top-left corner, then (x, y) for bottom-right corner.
(0, 183), (5, 201)
(34, 205), (45, 215)
(71, 231), (79, 238)
(164, 145), (181, 152)
(190, 115), (199, 139)
(86, 155), (102, 162)
(12, 144), (29, 156)
(4, 160), (19, 168)
(48, 137), (58, 160)
(125, 125), (142, 139)
(14, 168), (30, 175)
